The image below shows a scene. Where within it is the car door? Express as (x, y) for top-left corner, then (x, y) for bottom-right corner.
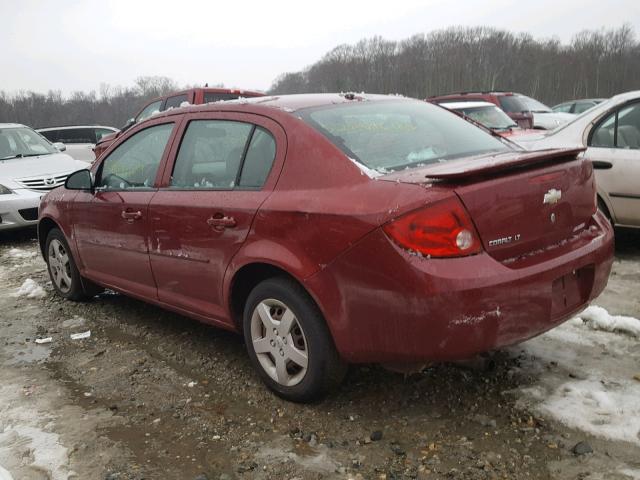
(148, 112), (284, 323)
(72, 119), (179, 298)
(587, 101), (640, 226)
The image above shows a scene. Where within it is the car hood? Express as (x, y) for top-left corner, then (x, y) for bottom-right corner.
(0, 153), (87, 185)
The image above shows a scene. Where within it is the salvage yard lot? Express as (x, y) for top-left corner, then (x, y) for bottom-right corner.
(1, 228), (639, 480)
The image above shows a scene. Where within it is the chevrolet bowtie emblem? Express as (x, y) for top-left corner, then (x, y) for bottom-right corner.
(543, 188), (562, 205)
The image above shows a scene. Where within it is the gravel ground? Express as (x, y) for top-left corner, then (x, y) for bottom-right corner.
(1, 227), (639, 480)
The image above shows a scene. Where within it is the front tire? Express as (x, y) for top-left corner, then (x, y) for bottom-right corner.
(45, 228), (102, 301)
(243, 277), (346, 402)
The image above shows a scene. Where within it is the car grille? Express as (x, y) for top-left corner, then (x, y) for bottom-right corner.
(16, 173), (68, 191)
(19, 208), (39, 221)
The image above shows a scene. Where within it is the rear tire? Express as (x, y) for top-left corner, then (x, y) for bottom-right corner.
(45, 228), (102, 301)
(243, 277), (347, 402)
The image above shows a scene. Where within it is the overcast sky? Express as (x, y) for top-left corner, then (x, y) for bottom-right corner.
(3, 0), (639, 95)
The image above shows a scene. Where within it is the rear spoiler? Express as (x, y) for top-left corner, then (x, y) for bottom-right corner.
(413, 148), (585, 181)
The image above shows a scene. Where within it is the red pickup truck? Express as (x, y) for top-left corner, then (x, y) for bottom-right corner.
(93, 87), (264, 159)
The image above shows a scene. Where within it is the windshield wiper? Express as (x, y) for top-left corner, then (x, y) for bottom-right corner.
(0, 153), (43, 160)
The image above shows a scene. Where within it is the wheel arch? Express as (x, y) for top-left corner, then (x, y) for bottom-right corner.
(37, 216), (62, 257)
(227, 261), (330, 336)
(596, 190), (615, 225)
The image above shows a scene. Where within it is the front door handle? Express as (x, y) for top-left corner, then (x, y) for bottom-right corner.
(121, 210), (143, 221)
(207, 215), (236, 230)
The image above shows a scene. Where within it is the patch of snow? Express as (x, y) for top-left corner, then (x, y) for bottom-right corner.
(536, 378), (640, 445)
(347, 157), (382, 179)
(0, 465), (14, 480)
(0, 426), (69, 480)
(61, 316), (86, 329)
(5, 248), (36, 259)
(14, 279), (46, 299)
(576, 305), (640, 338)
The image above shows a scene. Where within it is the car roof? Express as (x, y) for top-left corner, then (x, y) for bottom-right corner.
(203, 92), (405, 111)
(0, 123), (27, 129)
(36, 125), (118, 131)
(429, 91), (518, 99)
(439, 101), (496, 109)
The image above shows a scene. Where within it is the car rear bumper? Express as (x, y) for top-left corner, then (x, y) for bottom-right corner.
(0, 190), (41, 231)
(305, 210), (614, 363)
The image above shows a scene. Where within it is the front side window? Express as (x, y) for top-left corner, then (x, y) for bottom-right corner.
(170, 120), (253, 189)
(0, 127), (57, 159)
(136, 100), (163, 123)
(164, 94), (189, 110)
(97, 123), (173, 190)
(590, 103), (640, 150)
(573, 101), (596, 114)
(298, 100), (510, 173)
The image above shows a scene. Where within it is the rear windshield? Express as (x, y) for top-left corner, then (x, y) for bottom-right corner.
(456, 105), (518, 130)
(298, 100), (510, 173)
(499, 95), (551, 113)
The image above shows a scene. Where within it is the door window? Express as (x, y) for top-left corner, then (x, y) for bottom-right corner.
(590, 103), (640, 150)
(238, 127), (276, 187)
(136, 100), (163, 123)
(170, 120), (253, 189)
(164, 94), (189, 110)
(553, 103), (573, 113)
(57, 128), (96, 144)
(97, 123), (174, 190)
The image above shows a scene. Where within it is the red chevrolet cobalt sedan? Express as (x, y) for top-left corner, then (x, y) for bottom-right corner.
(38, 94), (614, 402)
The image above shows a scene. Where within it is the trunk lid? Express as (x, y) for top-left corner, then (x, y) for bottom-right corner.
(382, 148), (597, 262)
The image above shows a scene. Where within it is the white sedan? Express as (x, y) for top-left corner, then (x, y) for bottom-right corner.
(1, 123), (87, 231)
(515, 91), (640, 229)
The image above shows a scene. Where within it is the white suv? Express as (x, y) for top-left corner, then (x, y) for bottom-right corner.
(37, 125), (118, 163)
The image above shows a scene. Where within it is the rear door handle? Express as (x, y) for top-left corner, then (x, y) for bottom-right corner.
(121, 210), (143, 220)
(592, 160), (613, 170)
(207, 215), (236, 230)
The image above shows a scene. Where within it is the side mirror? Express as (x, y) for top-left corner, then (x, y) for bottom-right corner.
(65, 169), (93, 191)
(53, 142), (66, 152)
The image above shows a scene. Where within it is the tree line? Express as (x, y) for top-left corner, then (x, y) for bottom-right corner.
(269, 24), (640, 105)
(1, 25), (639, 129)
(0, 76), (182, 129)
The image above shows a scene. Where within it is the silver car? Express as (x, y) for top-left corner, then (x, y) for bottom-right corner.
(516, 91), (640, 229)
(0, 123), (87, 231)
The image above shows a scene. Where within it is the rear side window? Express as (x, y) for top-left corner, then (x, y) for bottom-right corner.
(97, 123), (174, 190)
(136, 100), (163, 122)
(39, 130), (58, 142)
(239, 127), (276, 187)
(57, 128), (96, 144)
(164, 94), (189, 110)
(170, 120), (253, 189)
(203, 93), (239, 103)
(299, 100), (509, 173)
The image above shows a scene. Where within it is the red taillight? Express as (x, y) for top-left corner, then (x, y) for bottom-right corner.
(383, 197), (482, 258)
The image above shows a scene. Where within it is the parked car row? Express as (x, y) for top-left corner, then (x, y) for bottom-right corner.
(36, 92), (615, 401)
(428, 91), (576, 130)
(3, 84), (633, 401)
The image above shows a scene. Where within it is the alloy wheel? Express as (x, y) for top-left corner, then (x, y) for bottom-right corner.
(48, 239), (72, 293)
(250, 299), (309, 387)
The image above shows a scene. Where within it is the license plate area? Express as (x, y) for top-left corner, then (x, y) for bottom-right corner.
(551, 265), (595, 316)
